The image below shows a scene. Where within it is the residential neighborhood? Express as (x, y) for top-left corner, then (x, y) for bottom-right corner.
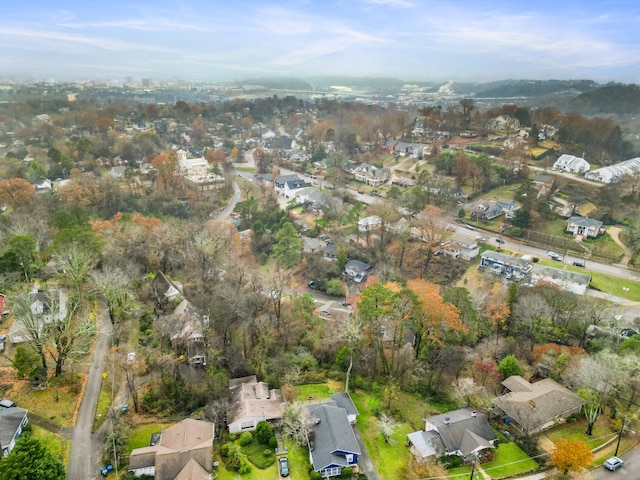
(0, 78), (640, 480)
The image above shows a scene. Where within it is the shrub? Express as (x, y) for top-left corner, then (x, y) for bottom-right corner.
(268, 436), (278, 449)
(310, 472), (323, 480)
(341, 466), (353, 477)
(263, 449), (273, 457)
(439, 454), (463, 469)
(238, 431), (253, 446)
(256, 420), (274, 445)
(220, 442), (232, 457)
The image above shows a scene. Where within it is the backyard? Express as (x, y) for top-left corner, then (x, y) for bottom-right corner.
(447, 442), (538, 479)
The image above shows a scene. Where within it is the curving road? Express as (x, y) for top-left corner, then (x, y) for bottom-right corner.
(67, 307), (112, 480)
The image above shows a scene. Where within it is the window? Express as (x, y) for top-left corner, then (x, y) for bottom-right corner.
(345, 454), (354, 464)
(321, 467), (341, 477)
(241, 421), (254, 430)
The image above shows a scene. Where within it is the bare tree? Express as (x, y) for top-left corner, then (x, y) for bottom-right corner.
(281, 402), (314, 446)
(91, 266), (132, 343)
(338, 316), (364, 393)
(53, 243), (98, 295)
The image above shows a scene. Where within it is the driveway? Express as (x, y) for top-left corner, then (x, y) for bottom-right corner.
(352, 425), (380, 480)
(66, 307), (112, 480)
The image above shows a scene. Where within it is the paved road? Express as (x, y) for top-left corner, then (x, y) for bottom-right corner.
(67, 308), (112, 480)
(352, 425), (380, 480)
(593, 445), (640, 479)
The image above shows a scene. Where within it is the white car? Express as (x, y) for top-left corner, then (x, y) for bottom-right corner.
(547, 251), (561, 261)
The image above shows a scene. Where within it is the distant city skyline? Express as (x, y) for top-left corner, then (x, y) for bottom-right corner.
(2, 0), (640, 83)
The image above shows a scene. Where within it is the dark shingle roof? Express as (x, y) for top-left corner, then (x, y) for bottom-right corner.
(424, 408), (496, 456)
(0, 407), (27, 450)
(307, 404), (360, 471)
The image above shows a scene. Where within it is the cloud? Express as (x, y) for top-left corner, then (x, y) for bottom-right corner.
(57, 19), (210, 32)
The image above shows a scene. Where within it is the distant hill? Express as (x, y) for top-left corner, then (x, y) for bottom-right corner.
(305, 76), (406, 90)
(234, 77), (314, 91)
(571, 83), (640, 114)
(468, 79), (599, 98)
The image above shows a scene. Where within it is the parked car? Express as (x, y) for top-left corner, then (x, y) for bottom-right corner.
(0, 399), (16, 409)
(279, 457), (290, 477)
(604, 456), (624, 471)
(308, 281), (316, 289)
(433, 250), (443, 256)
(495, 238), (505, 244)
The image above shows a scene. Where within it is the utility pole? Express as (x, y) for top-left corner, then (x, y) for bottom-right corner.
(615, 416), (630, 456)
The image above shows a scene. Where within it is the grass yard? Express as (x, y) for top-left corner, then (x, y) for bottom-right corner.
(546, 417), (616, 450)
(295, 381), (340, 402)
(124, 422), (174, 455)
(351, 389), (413, 479)
(30, 425), (70, 464)
(10, 375), (82, 428)
(482, 443), (538, 478)
(581, 269), (640, 301)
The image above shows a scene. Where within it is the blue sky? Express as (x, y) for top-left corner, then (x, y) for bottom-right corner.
(2, 0), (640, 83)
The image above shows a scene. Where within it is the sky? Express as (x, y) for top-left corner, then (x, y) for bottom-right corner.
(2, 0), (640, 83)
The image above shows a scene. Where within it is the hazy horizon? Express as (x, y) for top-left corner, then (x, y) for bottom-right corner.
(3, 0), (640, 84)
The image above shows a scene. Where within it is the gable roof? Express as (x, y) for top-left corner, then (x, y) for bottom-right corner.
(307, 403), (360, 471)
(424, 408), (496, 457)
(0, 407), (27, 451)
(228, 376), (285, 425)
(493, 376), (584, 432)
(330, 393), (358, 419)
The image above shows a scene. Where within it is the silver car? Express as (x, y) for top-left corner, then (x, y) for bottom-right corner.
(604, 456), (624, 471)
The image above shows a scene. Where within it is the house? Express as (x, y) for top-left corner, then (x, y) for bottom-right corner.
(384, 140), (425, 158)
(585, 157), (640, 183)
(0, 407), (28, 457)
(407, 408), (497, 462)
(9, 289), (68, 344)
(529, 265), (591, 295)
(151, 272), (184, 310)
(227, 376), (285, 433)
(479, 252), (533, 277)
(443, 235), (479, 261)
(128, 418), (213, 480)
(162, 299), (208, 367)
(284, 179), (312, 199)
(352, 163), (389, 186)
(111, 166), (127, 179)
(357, 216), (382, 232)
(566, 216), (605, 238)
(489, 115), (520, 131)
(314, 300), (351, 320)
(552, 154), (590, 174)
(470, 200), (504, 221)
(344, 260), (371, 283)
(177, 149), (209, 177)
(330, 393), (358, 425)
(323, 244), (338, 261)
(307, 402), (360, 478)
(274, 174), (301, 194)
(492, 376), (584, 434)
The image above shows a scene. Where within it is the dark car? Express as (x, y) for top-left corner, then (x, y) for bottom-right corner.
(572, 261), (585, 268)
(308, 281), (316, 289)
(495, 238), (505, 244)
(279, 457), (290, 477)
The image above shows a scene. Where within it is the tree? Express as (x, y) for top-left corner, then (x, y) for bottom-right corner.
(255, 420), (274, 444)
(550, 438), (593, 474)
(151, 153), (177, 191)
(12, 345), (41, 379)
(498, 354), (523, 379)
(377, 412), (398, 443)
(91, 266), (132, 342)
(52, 244), (98, 296)
(272, 222), (303, 269)
(0, 436), (65, 480)
(281, 402), (314, 446)
(0, 178), (35, 208)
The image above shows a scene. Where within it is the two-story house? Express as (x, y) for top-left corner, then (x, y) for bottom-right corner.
(443, 235), (480, 261)
(0, 406), (28, 457)
(352, 163), (389, 186)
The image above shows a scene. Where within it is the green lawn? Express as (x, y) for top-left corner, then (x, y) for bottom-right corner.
(295, 383), (338, 402)
(482, 443), (538, 478)
(92, 379), (113, 432)
(351, 390), (413, 479)
(588, 270), (640, 301)
(30, 425), (70, 464)
(546, 418), (616, 450)
(124, 423), (174, 455)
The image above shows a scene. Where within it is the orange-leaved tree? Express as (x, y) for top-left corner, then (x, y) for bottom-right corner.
(550, 438), (593, 474)
(406, 279), (463, 358)
(0, 178), (35, 208)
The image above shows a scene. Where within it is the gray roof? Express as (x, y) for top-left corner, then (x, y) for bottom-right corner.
(424, 408), (496, 457)
(481, 251), (531, 268)
(0, 407), (27, 450)
(330, 392), (359, 418)
(307, 404), (360, 471)
(494, 376), (584, 432)
(407, 431), (436, 457)
(568, 216), (603, 228)
(275, 174), (300, 186)
(344, 260), (371, 274)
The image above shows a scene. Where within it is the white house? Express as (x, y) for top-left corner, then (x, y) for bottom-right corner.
(566, 216), (605, 238)
(552, 154), (590, 174)
(443, 235), (479, 261)
(227, 376), (285, 433)
(357, 216), (382, 231)
(585, 157), (640, 183)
